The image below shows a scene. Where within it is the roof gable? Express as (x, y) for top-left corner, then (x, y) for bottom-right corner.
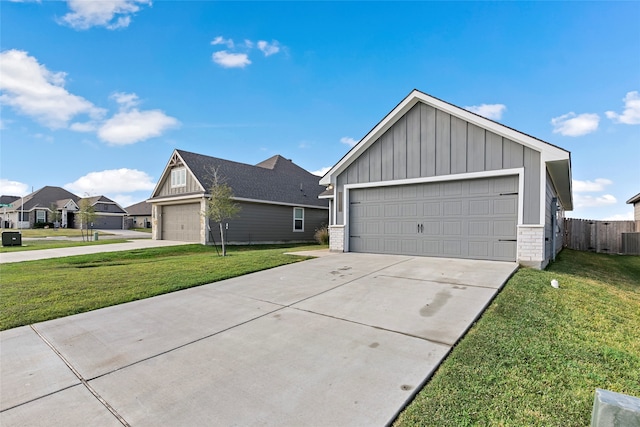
(320, 89), (573, 210)
(151, 149), (328, 208)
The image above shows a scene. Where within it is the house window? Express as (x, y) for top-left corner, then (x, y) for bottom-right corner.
(293, 207), (304, 232)
(171, 168), (186, 188)
(36, 210), (46, 223)
(19, 212), (29, 221)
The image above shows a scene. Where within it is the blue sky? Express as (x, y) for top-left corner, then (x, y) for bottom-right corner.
(1, 1), (639, 219)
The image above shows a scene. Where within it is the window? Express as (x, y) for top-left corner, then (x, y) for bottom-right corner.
(293, 207), (304, 232)
(36, 210), (46, 223)
(19, 212), (29, 221)
(171, 168), (186, 188)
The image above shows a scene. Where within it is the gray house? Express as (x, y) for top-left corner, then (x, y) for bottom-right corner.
(148, 149), (329, 244)
(125, 200), (152, 229)
(81, 195), (127, 229)
(319, 90), (573, 269)
(0, 186), (127, 230)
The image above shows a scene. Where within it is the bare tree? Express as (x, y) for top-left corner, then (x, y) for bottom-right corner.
(203, 168), (241, 256)
(49, 203), (62, 228)
(78, 198), (97, 242)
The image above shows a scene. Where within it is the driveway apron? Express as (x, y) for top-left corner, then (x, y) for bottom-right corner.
(1, 253), (518, 426)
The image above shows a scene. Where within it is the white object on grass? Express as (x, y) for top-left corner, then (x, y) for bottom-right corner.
(551, 279), (559, 288)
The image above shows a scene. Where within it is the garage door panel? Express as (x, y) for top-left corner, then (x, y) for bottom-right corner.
(161, 204), (201, 242)
(349, 176), (518, 261)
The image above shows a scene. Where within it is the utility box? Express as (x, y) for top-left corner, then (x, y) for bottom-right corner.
(94, 231), (99, 241)
(2, 231), (22, 247)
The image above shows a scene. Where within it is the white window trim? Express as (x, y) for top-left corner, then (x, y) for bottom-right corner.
(293, 207), (304, 232)
(171, 168), (186, 188)
(36, 210), (46, 223)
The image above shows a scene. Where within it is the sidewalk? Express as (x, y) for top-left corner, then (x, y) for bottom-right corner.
(0, 239), (191, 264)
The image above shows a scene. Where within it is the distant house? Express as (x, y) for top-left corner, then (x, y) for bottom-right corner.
(125, 200), (152, 229)
(81, 195), (127, 229)
(0, 186), (126, 230)
(147, 149), (329, 244)
(627, 193), (640, 221)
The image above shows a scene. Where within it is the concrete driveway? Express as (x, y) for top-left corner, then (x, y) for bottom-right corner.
(0, 253), (518, 426)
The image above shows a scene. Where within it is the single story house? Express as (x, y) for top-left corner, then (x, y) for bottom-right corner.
(147, 149), (329, 244)
(125, 200), (152, 229)
(0, 186), (127, 230)
(319, 89), (573, 269)
(81, 195), (128, 229)
(626, 193), (640, 221)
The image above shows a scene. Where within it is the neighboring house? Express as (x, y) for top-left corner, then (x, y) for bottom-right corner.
(319, 89), (573, 269)
(1, 186), (80, 229)
(81, 195), (127, 229)
(0, 186), (127, 230)
(147, 149), (329, 244)
(125, 200), (152, 229)
(626, 193), (640, 221)
(0, 195), (20, 228)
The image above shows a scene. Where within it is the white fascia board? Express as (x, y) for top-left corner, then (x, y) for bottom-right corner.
(230, 197), (329, 210)
(149, 194), (205, 205)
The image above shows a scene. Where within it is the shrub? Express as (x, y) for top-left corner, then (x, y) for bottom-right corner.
(33, 222), (55, 229)
(314, 225), (329, 245)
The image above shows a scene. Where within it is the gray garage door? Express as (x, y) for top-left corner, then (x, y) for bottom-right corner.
(349, 176), (518, 261)
(161, 204), (201, 242)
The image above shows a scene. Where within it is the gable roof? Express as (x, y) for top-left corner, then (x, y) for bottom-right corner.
(319, 89), (573, 210)
(125, 200), (152, 216)
(150, 149), (328, 208)
(0, 195), (20, 205)
(626, 193), (640, 205)
(12, 186), (80, 211)
(81, 195), (127, 213)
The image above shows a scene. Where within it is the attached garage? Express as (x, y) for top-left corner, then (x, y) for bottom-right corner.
(320, 90), (573, 268)
(349, 176), (518, 261)
(161, 203), (201, 242)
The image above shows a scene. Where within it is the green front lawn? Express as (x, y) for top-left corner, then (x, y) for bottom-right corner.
(2, 229), (113, 238)
(0, 244), (322, 330)
(395, 249), (640, 426)
(0, 239), (130, 253)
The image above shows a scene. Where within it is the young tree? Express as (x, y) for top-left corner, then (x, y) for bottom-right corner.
(49, 203), (62, 228)
(204, 168), (241, 256)
(78, 198), (97, 242)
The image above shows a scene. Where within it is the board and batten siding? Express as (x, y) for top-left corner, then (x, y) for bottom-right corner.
(209, 201), (327, 244)
(156, 166), (202, 197)
(336, 102), (541, 225)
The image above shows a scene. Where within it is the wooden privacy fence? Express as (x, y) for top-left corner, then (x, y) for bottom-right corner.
(563, 219), (639, 255)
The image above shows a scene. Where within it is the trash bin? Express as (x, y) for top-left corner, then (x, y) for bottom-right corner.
(2, 231), (22, 247)
(94, 231), (99, 241)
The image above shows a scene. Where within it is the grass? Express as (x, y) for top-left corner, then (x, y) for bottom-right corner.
(0, 244), (324, 330)
(394, 249), (640, 427)
(130, 228), (152, 233)
(1, 228), (113, 238)
(0, 239), (130, 253)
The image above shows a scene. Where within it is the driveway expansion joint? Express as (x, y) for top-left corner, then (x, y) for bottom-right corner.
(30, 325), (130, 427)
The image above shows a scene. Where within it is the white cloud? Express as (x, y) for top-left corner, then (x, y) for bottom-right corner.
(572, 178), (613, 193)
(212, 51), (251, 68)
(312, 167), (331, 177)
(59, 0), (151, 30)
(111, 92), (140, 110)
(605, 91), (640, 125)
(604, 212), (634, 221)
(573, 194), (617, 208)
(257, 40), (280, 56)
(340, 137), (358, 147)
(244, 39), (254, 49)
(0, 179), (29, 196)
(211, 36), (235, 49)
(464, 103), (506, 120)
(98, 109), (179, 145)
(0, 49), (105, 128)
(551, 112), (600, 136)
(64, 169), (156, 194)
